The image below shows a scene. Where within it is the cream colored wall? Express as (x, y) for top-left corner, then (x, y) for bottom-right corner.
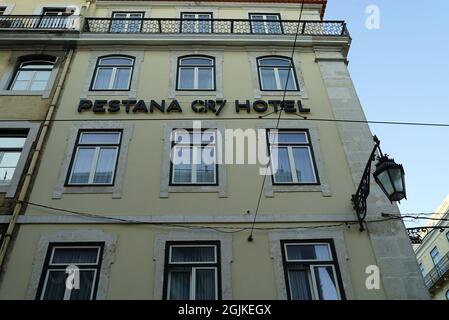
(0, 0), (86, 14)
(0, 224), (386, 299)
(89, 2), (322, 20)
(24, 48), (356, 217)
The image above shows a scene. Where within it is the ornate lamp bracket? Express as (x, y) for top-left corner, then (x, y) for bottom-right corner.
(351, 136), (382, 232)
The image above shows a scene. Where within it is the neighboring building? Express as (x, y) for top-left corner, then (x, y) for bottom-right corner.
(414, 195), (449, 300)
(0, 0), (429, 300)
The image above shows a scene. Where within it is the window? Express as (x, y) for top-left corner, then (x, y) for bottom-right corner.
(282, 241), (343, 300)
(110, 12), (144, 33)
(9, 59), (55, 91)
(257, 57), (298, 91)
(164, 242), (220, 300)
(0, 132), (27, 185)
(250, 14), (282, 34)
(418, 262), (425, 276)
(0, 7), (6, 15)
(177, 56), (215, 90)
(91, 56), (134, 91)
(170, 129), (217, 185)
(36, 243), (103, 300)
(430, 246), (444, 275)
(40, 7), (75, 29)
(67, 131), (121, 186)
(268, 130), (318, 185)
(181, 13), (212, 33)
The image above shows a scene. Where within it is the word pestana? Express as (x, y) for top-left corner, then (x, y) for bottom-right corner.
(77, 99), (310, 115)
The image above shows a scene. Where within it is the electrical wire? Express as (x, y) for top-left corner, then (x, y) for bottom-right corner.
(247, 0), (307, 241)
(0, 117), (448, 128)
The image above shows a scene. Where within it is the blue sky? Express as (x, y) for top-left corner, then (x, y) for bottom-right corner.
(325, 0), (449, 227)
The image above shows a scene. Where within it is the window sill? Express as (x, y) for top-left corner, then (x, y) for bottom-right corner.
(87, 91), (132, 96)
(160, 185), (226, 198)
(265, 184), (331, 197)
(53, 185), (121, 199)
(173, 90), (218, 97)
(0, 90), (48, 97)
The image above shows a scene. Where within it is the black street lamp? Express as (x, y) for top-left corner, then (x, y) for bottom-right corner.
(351, 136), (406, 231)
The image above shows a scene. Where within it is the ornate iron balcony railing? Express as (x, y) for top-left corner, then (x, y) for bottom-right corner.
(422, 252), (449, 291)
(0, 15), (79, 31)
(83, 18), (349, 37)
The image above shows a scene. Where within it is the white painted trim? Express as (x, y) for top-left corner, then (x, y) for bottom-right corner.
(153, 230), (232, 300)
(269, 230), (354, 300)
(26, 230), (117, 300)
(0, 213), (357, 224)
(0, 121), (40, 198)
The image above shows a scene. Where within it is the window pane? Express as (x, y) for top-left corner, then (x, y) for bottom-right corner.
(195, 269), (216, 300)
(0, 152), (21, 182)
(99, 57), (133, 66)
(314, 266), (339, 300)
(113, 68), (131, 89)
(93, 68), (112, 89)
(22, 62), (53, 69)
(288, 269), (313, 300)
(93, 148), (117, 184)
(198, 68), (213, 89)
(70, 148), (95, 184)
(292, 147), (316, 183)
(29, 80), (48, 91)
(0, 137), (26, 148)
(172, 147), (192, 183)
(42, 271), (66, 300)
(180, 58), (213, 66)
(171, 246), (215, 263)
(34, 70), (51, 81)
(52, 247), (99, 264)
(260, 68), (277, 90)
(272, 147), (292, 183)
(375, 171), (394, 195)
(11, 80), (29, 90)
(269, 132), (307, 144)
(179, 68), (194, 89)
(278, 68), (297, 90)
(169, 272), (190, 300)
(15, 70), (33, 81)
(251, 15), (265, 34)
(286, 244), (331, 261)
(80, 132), (120, 145)
(259, 58), (291, 66)
(196, 147), (215, 183)
(70, 270), (95, 300)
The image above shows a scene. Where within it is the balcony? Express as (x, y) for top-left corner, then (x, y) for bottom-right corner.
(422, 252), (449, 291)
(0, 15), (79, 31)
(83, 18), (349, 37)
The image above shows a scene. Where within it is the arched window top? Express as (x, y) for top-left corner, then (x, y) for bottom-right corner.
(98, 56), (134, 67)
(258, 56), (292, 67)
(179, 56), (214, 66)
(20, 60), (54, 70)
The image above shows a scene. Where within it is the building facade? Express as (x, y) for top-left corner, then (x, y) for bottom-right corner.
(414, 195), (449, 300)
(0, 0), (429, 300)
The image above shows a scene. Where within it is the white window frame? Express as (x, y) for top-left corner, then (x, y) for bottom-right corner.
(39, 244), (102, 301)
(181, 13), (212, 33)
(258, 57), (298, 91)
(170, 129), (217, 185)
(169, 244), (217, 264)
(67, 131), (121, 186)
(269, 130), (318, 184)
(111, 12), (144, 33)
(49, 246), (102, 266)
(91, 56), (134, 91)
(250, 13), (282, 34)
(40, 268), (98, 300)
(167, 267), (218, 300)
(177, 56), (215, 91)
(283, 242), (342, 300)
(10, 60), (54, 91)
